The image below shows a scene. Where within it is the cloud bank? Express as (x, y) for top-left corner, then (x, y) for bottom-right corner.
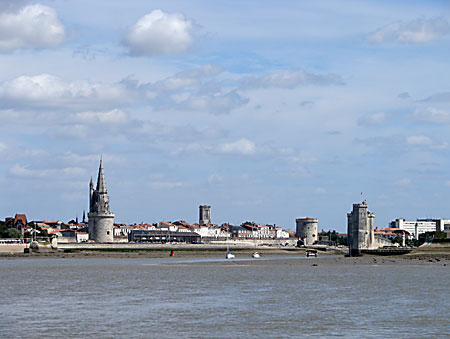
(0, 74), (132, 110)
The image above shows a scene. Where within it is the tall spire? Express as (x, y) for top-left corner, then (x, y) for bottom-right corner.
(96, 156), (107, 193)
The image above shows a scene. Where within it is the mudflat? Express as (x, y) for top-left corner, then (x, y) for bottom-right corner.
(1, 246), (449, 266)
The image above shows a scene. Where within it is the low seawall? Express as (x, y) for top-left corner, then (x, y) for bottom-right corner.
(57, 241), (298, 251)
(0, 244), (26, 253)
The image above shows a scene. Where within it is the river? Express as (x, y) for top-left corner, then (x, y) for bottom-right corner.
(0, 256), (448, 338)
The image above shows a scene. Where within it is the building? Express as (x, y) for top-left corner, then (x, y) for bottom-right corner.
(347, 200), (375, 256)
(57, 229), (89, 243)
(128, 229), (201, 244)
(199, 205), (211, 225)
(389, 219), (440, 240)
(88, 159), (115, 242)
(229, 225), (251, 239)
(374, 228), (405, 239)
(296, 217), (318, 246)
(5, 214), (28, 234)
(444, 224), (450, 239)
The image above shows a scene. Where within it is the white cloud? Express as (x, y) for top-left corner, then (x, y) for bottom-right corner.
(178, 90), (249, 114)
(61, 152), (124, 165)
(218, 139), (256, 155)
(10, 164), (86, 178)
(0, 142), (6, 152)
(431, 142), (449, 150)
(124, 9), (193, 57)
(367, 17), (450, 44)
(151, 65), (223, 93)
(406, 135), (432, 146)
(412, 107), (450, 124)
(71, 109), (130, 125)
(0, 74), (130, 110)
(0, 4), (66, 51)
(240, 70), (344, 89)
(357, 112), (386, 126)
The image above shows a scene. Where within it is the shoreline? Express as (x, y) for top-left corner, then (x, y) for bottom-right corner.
(1, 246), (449, 266)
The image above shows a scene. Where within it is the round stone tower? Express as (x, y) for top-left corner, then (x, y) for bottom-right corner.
(88, 158), (115, 242)
(296, 217), (318, 246)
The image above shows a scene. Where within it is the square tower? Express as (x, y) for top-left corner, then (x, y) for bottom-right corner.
(347, 200), (375, 256)
(199, 205), (211, 226)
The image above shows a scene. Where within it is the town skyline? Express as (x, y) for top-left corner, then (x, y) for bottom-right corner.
(1, 1), (450, 231)
(3, 156), (449, 234)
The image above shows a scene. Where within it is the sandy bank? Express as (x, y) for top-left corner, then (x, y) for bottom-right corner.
(1, 247), (449, 267)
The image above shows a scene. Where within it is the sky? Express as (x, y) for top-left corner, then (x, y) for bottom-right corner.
(1, 0), (450, 231)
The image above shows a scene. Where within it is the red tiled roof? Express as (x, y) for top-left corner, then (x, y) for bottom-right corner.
(380, 228), (401, 231)
(14, 214), (27, 225)
(375, 231), (397, 236)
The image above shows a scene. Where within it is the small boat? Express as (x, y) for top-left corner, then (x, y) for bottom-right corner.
(252, 252), (260, 258)
(306, 250), (318, 257)
(226, 251), (235, 259)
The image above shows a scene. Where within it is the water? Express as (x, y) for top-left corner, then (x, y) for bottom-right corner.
(0, 256), (448, 338)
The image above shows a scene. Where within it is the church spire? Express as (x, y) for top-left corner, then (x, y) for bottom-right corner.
(96, 157), (107, 193)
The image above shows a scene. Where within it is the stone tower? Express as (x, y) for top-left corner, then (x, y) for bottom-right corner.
(347, 200), (375, 256)
(199, 205), (211, 225)
(296, 217), (318, 245)
(88, 158), (115, 242)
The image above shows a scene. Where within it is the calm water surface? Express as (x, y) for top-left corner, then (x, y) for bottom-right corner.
(0, 256), (449, 338)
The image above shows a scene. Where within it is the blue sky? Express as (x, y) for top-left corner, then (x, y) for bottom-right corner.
(1, 0), (450, 231)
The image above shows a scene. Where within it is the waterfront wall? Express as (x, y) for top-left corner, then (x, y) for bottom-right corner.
(57, 239), (298, 251)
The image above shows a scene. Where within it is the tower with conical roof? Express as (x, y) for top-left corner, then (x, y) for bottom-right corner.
(88, 158), (115, 242)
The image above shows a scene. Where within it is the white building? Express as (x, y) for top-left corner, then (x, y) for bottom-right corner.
(57, 229), (88, 243)
(276, 227), (290, 239)
(435, 219), (450, 232)
(389, 219), (439, 239)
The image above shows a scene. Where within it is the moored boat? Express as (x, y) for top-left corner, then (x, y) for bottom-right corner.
(226, 251), (235, 259)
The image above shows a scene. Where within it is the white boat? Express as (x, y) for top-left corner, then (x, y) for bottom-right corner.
(225, 239), (235, 259)
(226, 251), (235, 259)
(252, 252), (260, 258)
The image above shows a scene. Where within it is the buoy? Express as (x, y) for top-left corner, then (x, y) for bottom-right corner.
(170, 250), (174, 257)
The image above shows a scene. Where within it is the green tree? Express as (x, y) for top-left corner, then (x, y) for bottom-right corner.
(390, 237), (403, 246)
(6, 228), (22, 238)
(435, 231), (447, 240)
